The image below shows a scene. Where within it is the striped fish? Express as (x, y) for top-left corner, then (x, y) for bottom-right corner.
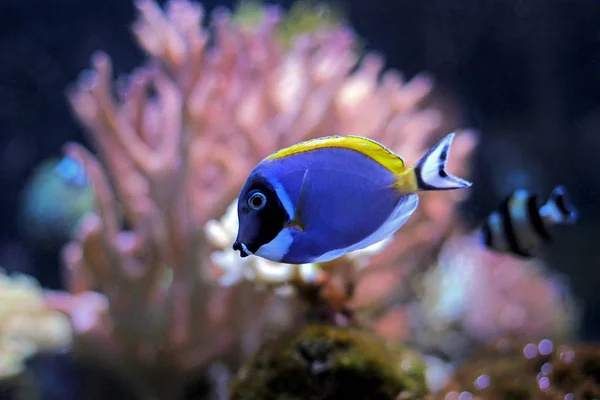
(480, 186), (578, 257)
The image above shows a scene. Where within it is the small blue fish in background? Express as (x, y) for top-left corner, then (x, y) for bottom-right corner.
(20, 156), (96, 248)
(55, 156), (89, 188)
(479, 185), (579, 258)
(233, 132), (472, 264)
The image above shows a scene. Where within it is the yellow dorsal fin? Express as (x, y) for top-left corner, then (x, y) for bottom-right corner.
(266, 135), (405, 174)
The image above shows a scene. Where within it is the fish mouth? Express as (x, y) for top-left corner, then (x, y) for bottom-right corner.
(233, 241), (253, 258)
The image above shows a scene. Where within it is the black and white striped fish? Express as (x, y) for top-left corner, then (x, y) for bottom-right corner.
(479, 185), (578, 258)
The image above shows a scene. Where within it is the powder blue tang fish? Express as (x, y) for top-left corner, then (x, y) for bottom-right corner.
(233, 133), (472, 264)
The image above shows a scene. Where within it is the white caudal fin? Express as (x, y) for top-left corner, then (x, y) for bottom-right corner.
(541, 185), (579, 225)
(414, 132), (472, 191)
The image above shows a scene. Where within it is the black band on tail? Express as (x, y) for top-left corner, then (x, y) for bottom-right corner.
(555, 193), (571, 216)
(414, 164), (436, 190)
(527, 194), (552, 241)
(438, 148), (448, 177)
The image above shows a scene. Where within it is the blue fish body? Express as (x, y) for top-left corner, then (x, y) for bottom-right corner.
(234, 133), (471, 264)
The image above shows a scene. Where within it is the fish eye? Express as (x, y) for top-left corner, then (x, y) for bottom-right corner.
(248, 191), (267, 211)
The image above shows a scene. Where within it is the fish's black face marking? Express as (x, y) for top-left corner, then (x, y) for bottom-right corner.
(234, 174), (288, 255)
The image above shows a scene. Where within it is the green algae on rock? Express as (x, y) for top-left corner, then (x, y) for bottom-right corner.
(230, 325), (429, 400)
(440, 337), (600, 400)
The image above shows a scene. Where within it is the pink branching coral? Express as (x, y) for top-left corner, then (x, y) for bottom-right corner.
(415, 233), (577, 351)
(39, 0), (475, 398)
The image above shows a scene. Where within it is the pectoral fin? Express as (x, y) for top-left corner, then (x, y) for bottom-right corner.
(287, 169), (311, 232)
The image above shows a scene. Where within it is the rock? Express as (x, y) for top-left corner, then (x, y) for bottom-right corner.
(440, 337), (600, 399)
(230, 324), (430, 400)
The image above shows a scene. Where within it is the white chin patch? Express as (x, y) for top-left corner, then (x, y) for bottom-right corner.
(255, 228), (293, 262)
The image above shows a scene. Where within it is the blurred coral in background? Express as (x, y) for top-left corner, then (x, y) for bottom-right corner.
(411, 233), (579, 390)
(2, 0), (580, 398)
(0, 270), (71, 394)
(418, 234), (577, 351)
